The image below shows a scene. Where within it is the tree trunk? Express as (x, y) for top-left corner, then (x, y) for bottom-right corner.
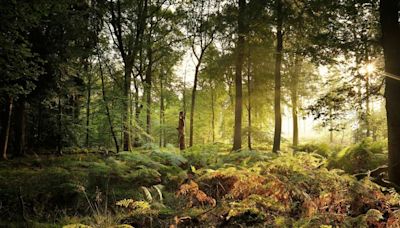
(380, 0), (400, 185)
(145, 48), (153, 138)
(15, 100), (27, 156)
(232, 0), (246, 151)
(2, 96), (13, 160)
(211, 85), (216, 143)
(189, 63), (201, 147)
(272, 0), (283, 153)
(98, 51), (120, 153)
(366, 69), (371, 138)
(329, 105), (334, 143)
(85, 62), (91, 148)
(247, 50), (252, 150)
(57, 96), (63, 155)
(123, 64), (132, 151)
(160, 72), (165, 147)
(133, 78), (142, 147)
(178, 111), (185, 150)
(291, 59), (300, 147)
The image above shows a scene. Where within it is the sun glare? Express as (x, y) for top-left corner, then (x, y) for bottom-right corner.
(359, 63), (376, 75)
(318, 66), (329, 76)
(366, 63), (376, 74)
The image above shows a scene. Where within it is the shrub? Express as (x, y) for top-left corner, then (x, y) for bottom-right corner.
(328, 139), (387, 174)
(295, 142), (331, 158)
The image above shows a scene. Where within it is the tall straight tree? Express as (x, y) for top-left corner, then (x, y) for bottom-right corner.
(291, 57), (301, 147)
(272, 0), (283, 153)
(232, 0), (246, 151)
(380, 0), (400, 186)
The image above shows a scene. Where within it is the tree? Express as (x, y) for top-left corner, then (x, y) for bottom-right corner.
(380, 0), (400, 186)
(232, 0), (246, 151)
(272, 0), (283, 153)
(184, 0), (219, 147)
(108, 0), (148, 151)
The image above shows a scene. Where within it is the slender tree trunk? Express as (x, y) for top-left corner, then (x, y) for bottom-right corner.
(189, 63), (201, 147)
(291, 59), (300, 147)
(145, 48), (153, 138)
(380, 0), (400, 185)
(85, 62), (91, 148)
(2, 96), (13, 160)
(133, 79), (142, 147)
(211, 86), (216, 143)
(329, 105), (334, 143)
(178, 111), (185, 150)
(123, 64), (132, 151)
(366, 71), (371, 138)
(57, 96), (63, 155)
(365, 43), (371, 138)
(98, 52), (120, 153)
(15, 100), (27, 156)
(272, 0), (283, 153)
(247, 51), (252, 150)
(233, 0), (246, 151)
(160, 73), (165, 147)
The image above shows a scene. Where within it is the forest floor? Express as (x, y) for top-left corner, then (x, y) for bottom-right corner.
(1, 141), (399, 228)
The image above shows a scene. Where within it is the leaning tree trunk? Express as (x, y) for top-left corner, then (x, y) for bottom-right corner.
(273, 0), (283, 153)
(2, 96), (13, 160)
(232, 0), (246, 151)
(380, 0), (400, 186)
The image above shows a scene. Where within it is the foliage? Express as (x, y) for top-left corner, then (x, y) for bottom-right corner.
(328, 139), (387, 174)
(296, 142), (332, 158)
(175, 151), (400, 227)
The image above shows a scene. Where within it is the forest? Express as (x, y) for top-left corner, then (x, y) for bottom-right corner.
(1, 0), (400, 227)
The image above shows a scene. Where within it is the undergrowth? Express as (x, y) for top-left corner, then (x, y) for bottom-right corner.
(0, 143), (398, 227)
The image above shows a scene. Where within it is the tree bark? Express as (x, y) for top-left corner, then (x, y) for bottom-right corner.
(123, 64), (132, 151)
(57, 96), (63, 155)
(2, 96), (13, 160)
(380, 0), (400, 185)
(189, 62), (201, 147)
(291, 59), (300, 147)
(85, 61), (91, 148)
(160, 72), (165, 147)
(247, 50), (252, 150)
(272, 0), (283, 153)
(178, 111), (186, 150)
(145, 47), (153, 138)
(15, 100), (27, 156)
(232, 0), (246, 151)
(211, 85), (216, 143)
